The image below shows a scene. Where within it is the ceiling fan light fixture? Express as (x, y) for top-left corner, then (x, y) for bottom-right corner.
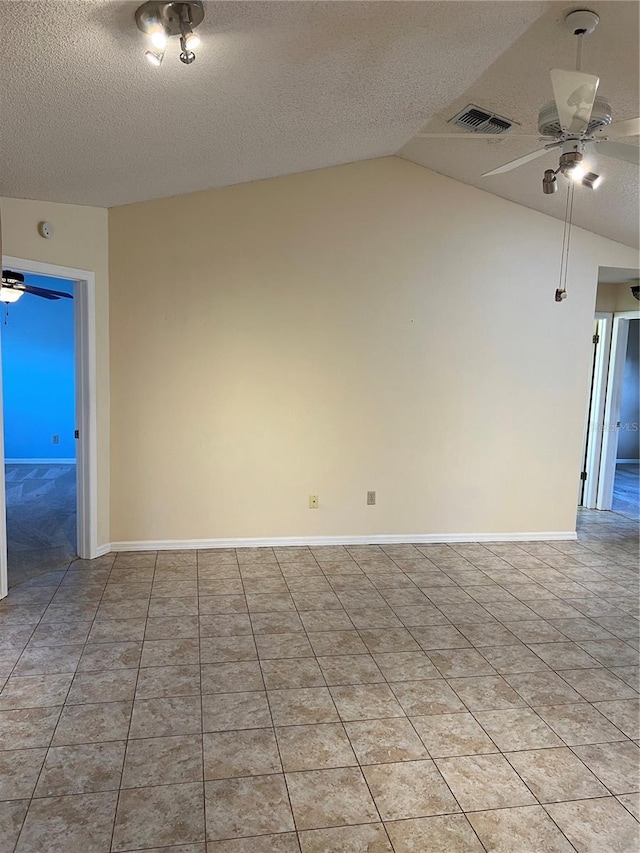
(0, 288), (24, 304)
(184, 30), (200, 50)
(582, 171), (602, 190)
(136, 1), (204, 67)
(542, 169), (558, 194)
(150, 28), (168, 50)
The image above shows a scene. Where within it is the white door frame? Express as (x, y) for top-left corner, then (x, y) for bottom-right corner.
(0, 256), (98, 599)
(581, 312), (613, 508)
(596, 310), (640, 511)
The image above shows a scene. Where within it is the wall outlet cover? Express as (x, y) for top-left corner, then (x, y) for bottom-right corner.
(309, 495), (319, 509)
(367, 491), (376, 505)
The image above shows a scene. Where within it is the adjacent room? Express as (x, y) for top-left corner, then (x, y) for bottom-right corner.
(0, 2), (638, 852)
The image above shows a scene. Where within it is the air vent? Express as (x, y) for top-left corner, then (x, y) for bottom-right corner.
(449, 105), (515, 135)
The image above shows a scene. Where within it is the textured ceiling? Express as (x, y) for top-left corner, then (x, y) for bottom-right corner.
(400, 1), (639, 248)
(0, 1), (637, 248)
(1, 0), (545, 207)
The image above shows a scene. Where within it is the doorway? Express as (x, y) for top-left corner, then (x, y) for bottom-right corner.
(1, 273), (76, 587)
(0, 257), (99, 599)
(611, 318), (639, 519)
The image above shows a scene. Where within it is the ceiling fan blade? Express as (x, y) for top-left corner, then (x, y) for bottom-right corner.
(481, 145), (558, 177)
(414, 133), (545, 140)
(594, 117), (640, 139)
(595, 140), (640, 166)
(18, 284), (73, 300)
(550, 68), (599, 134)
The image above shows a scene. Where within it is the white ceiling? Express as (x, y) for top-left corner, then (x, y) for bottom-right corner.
(0, 1), (637, 248)
(400, 1), (639, 248)
(598, 266), (639, 284)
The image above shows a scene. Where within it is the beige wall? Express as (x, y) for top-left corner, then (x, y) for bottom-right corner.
(595, 281), (640, 313)
(1, 197), (110, 547)
(109, 157), (638, 543)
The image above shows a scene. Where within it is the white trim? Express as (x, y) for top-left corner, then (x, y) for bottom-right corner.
(0, 359), (7, 599)
(110, 531), (578, 552)
(0, 257), (100, 595)
(5, 458), (76, 465)
(597, 310), (640, 510)
(582, 313), (612, 508)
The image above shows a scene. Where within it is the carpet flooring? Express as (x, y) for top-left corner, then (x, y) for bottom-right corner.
(5, 464), (77, 589)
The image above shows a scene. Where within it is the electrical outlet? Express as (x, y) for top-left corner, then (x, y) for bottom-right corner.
(309, 495), (319, 509)
(52, 435), (60, 445)
(367, 490), (376, 506)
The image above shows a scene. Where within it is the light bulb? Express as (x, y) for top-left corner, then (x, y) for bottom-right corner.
(184, 31), (200, 50)
(145, 49), (164, 68)
(150, 29), (167, 50)
(570, 164), (586, 182)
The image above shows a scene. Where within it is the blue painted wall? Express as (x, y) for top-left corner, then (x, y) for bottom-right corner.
(1, 275), (76, 460)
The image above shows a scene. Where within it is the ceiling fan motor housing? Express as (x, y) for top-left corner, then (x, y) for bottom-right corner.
(538, 97), (613, 137)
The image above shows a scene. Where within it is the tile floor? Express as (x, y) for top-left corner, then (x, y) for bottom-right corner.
(0, 509), (638, 852)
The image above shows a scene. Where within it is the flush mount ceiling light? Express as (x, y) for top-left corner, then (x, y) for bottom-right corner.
(135, 1), (204, 67)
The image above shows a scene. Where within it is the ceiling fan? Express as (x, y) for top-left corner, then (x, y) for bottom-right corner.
(415, 10), (639, 192)
(1, 270), (73, 304)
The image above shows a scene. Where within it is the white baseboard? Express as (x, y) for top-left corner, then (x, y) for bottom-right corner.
(94, 543), (113, 558)
(109, 530), (578, 552)
(5, 458), (76, 465)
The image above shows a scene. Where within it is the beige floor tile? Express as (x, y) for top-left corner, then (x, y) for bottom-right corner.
(66, 669), (138, 704)
(28, 621), (92, 647)
(307, 631), (368, 656)
(205, 774), (294, 839)
(200, 635), (256, 663)
(535, 702), (629, 745)
(0, 673), (73, 710)
(276, 722), (356, 771)
(198, 595), (247, 614)
(250, 612), (306, 634)
(593, 699), (640, 739)
(122, 734), (203, 787)
(208, 835), (300, 852)
(435, 754), (537, 811)
(344, 717), (429, 764)
(385, 814), (483, 852)
(503, 670), (584, 705)
(448, 675), (527, 711)
(299, 822), (392, 852)
(129, 696), (201, 738)
(528, 641), (600, 670)
(52, 701), (132, 745)
(299, 610), (355, 632)
(611, 666), (640, 691)
(362, 759), (459, 820)
(407, 626), (470, 651)
(246, 593), (296, 613)
(578, 640), (639, 668)
(468, 805), (575, 852)
(479, 644), (551, 674)
(427, 648), (496, 678)
(144, 615), (200, 639)
(474, 708), (563, 751)
(390, 680), (465, 716)
(201, 661), (264, 694)
(506, 746), (608, 802)
(411, 712), (498, 757)
(113, 781), (205, 849)
(13, 644), (84, 677)
(256, 633), (314, 659)
(141, 638), (200, 667)
(268, 687), (339, 726)
(456, 623), (518, 647)
(545, 796), (640, 853)
(77, 641), (142, 671)
(16, 791), (118, 853)
(199, 616), (253, 640)
(617, 792), (640, 820)
(203, 728), (281, 778)
(0, 800), (29, 851)
(573, 740), (640, 794)
(373, 651), (439, 682)
(329, 684), (405, 721)
(34, 741), (125, 796)
(260, 658), (325, 689)
(88, 618), (146, 643)
(317, 654), (384, 686)
(0, 748), (46, 799)
(203, 691), (272, 731)
(286, 767), (378, 829)
(560, 667), (639, 702)
(135, 664), (201, 699)
(359, 628), (422, 654)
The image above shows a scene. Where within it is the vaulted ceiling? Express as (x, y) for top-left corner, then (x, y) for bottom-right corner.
(1, 1), (637, 247)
